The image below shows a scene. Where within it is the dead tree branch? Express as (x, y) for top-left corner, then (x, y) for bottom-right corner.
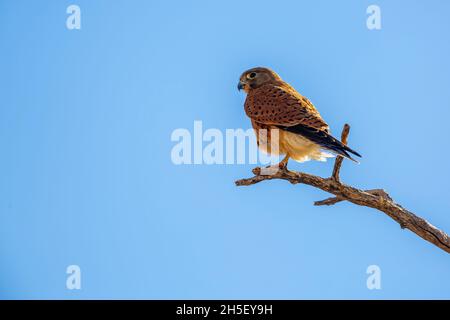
(235, 124), (450, 254)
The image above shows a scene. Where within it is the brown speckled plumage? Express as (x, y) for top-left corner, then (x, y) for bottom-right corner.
(245, 83), (329, 131)
(238, 67), (361, 165)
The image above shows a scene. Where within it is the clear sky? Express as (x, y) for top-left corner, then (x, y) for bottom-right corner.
(1, 0), (450, 299)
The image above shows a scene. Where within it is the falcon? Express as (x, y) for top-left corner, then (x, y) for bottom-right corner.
(237, 67), (361, 168)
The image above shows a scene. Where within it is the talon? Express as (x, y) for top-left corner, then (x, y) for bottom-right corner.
(260, 165), (279, 175)
(278, 154), (290, 171)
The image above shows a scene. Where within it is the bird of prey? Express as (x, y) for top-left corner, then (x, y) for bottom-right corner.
(238, 67), (361, 169)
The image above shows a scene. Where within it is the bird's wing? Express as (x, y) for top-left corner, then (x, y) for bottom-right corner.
(279, 124), (361, 161)
(245, 84), (329, 131)
(245, 84), (361, 160)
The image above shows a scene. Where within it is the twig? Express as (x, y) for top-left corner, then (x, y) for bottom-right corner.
(331, 123), (349, 182)
(314, 189), (393, 206)
(235, 124), (450, 254)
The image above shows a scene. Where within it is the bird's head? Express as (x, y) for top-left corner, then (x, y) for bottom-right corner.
(237, 67), (281, 93)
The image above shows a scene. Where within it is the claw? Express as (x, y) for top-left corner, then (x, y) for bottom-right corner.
(260, 165), (281, 175)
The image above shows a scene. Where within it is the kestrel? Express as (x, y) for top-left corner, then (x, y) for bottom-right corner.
(238, 67), (361, 168)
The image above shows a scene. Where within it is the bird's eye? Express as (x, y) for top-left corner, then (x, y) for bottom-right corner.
(247, 72), (257, 79)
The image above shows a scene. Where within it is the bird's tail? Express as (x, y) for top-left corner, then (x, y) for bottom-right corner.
(279, 124), (362, 163)
(322, 139), (361, 163)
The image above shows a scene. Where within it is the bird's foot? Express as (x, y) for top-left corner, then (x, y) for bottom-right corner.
(278, 161), (288, 170)
(259, 165), (279, 176)
(259, 162), (290, 176)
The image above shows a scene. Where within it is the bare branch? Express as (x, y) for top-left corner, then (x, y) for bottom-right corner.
(331, 123), (349, 182)
(235, 125), (450, 254)
(315, 189), (393, 206)
(314, 196), (344, 206)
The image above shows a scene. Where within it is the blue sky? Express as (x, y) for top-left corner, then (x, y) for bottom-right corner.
(1, 0), (450, 299)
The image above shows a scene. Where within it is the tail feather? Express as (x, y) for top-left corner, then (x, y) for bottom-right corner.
(277, 124), (362, 162)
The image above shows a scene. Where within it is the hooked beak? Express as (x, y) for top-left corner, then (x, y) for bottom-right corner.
(237, 81), (244, 91)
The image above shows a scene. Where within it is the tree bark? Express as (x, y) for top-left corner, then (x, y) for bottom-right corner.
(235, 124), (450, 254)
